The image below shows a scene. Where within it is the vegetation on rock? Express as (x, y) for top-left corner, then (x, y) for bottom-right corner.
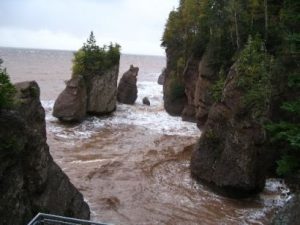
(265, 0), (300, 176)
(0, 59), (16, 109)
(236, 35), (272, 121)
(162, 0), (300, 176)
(72, 31), (121, 77)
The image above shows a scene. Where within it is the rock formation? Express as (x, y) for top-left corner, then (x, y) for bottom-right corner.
(272, 193), (300, 225)
(193, 53), (217, 127)
(181, 57), (199, 122)
(53, 76), (87, 122)
(157, 69), (166, 85)
(190, 66), (268, 197)
(53, 65), (119, 121)
(163, 72), (187, 116)
(0, 81), (90, 225)
(86, 65), (119, 114)
(117, 65), (139, 105)
(163, 52), (216, 125)
(163, 48), (187, 116)
(143, 97), (150, 106)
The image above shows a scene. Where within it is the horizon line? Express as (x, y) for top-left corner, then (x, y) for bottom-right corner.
(0, 46), (166, 58)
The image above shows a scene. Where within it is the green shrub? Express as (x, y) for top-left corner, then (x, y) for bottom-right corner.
(211, 68), (226, 102)
(72, 31), (121, 77)
(237, 35), (272, 120)
(276, 155), (300, 176)
(266, 95), (300, 176)
(0, 59), (16, 109)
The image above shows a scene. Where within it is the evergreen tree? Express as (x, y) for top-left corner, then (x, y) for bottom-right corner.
(161, 0), (300, 175)
(72, 31), (121, 77)
(0, 59), (16, 109)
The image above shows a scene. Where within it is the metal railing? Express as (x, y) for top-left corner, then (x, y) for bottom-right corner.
(27, 213), (113, 225)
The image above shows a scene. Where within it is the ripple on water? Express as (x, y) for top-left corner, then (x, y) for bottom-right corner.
(42, 79), (290, 225)
(41, 81), (200, 141)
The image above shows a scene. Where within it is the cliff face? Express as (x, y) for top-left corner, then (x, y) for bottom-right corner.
(193, 53), (217, 127)
(181, 57), (199, 122)
(86, 65), (119, 114)
(0, 81), (90, 225)
(163, 48), (187, 116)
(163, 51), (217, 127)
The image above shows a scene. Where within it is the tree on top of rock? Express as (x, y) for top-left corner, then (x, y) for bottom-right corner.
(83, 31), (98, 52)
(0, 59), (16, 109)
(72, 31), (121, 77)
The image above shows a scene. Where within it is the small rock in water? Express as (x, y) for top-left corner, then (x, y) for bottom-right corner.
(143, 97), (150, 106)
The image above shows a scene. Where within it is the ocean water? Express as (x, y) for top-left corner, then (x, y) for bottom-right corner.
(0, 47), (290, 225)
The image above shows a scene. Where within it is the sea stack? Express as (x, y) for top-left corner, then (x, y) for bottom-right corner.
(53, 32), (121, 122)
(0, 81), (90, 225)
(117, 65), (139, 105)
(190, 66), (268, 197)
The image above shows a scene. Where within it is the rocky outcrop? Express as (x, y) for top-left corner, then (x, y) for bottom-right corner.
(157, 69), (166, 85)
(53, 65), (119, 121)
(272, 173), (300, 225)
(143, 97), (150, 106)
(53, 76), (87, 122)
(86, 65), (119, 114)
(0, 81), (90, 225)
(117, 65), (138, 105)
(163, 72), (186, 116)
(163, 48), (187, 116)
(181, 57), (200, 122)
(272, 193), (300, 225)
(194, 53), (216, 127)
(163, 51), (216, 125)
(190, 66), (267, 197)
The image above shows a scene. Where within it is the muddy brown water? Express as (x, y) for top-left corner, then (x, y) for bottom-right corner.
(1, 47), (290, 225)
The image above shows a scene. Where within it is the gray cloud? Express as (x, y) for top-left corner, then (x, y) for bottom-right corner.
(0, 0), (179, 55)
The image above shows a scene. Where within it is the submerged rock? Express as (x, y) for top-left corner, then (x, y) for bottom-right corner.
(0, 81), (90, 225)
(190, 66), (268, 197)
(143, 97), (150, 106)
(117, 65), (139, 105)
(53, 76), (87, 122)
(86, 65), (119, 114)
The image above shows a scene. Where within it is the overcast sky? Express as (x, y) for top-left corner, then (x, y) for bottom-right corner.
(0, 0), (179, 55)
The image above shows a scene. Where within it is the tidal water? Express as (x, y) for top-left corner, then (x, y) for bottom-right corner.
(0, 47), (290, 225)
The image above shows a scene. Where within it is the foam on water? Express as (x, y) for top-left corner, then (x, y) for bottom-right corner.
(42, 74), (200, 140)
(41, 73), (290, 224)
